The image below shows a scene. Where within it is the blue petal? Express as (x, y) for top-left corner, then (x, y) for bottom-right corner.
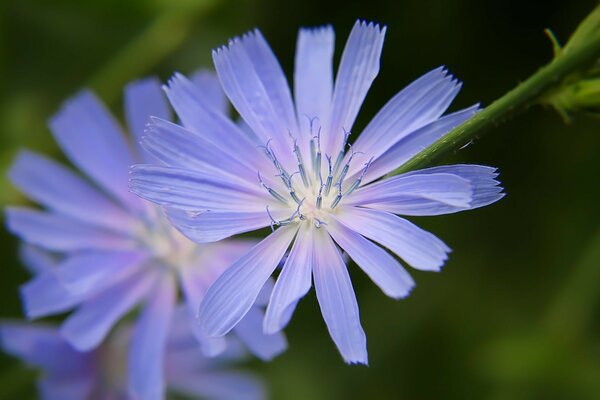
(190, 70), (229, 114)
(6, 207), (136, 252)
(312, 228), (367, 364)
(8, 150), (134, 233)
(128, 271), (176, 400)
(21, 272), (82, 319)
(336, 207), (450, 272)
(324, 20), (386, 155)
(49, 90), (144, 212)
(61, 269), (155, 351)
(167, 371), (266, 400)
(349, 67), (461, 174)
(294, 26), (335, 148)
(360, 105), (479, 182)
(129, 164), (269, 212)
(347, 172), (473, 215)
(328, 219), (415, 299)
(124, 77), (171, 161)
(233, 306), (287, 361)
(264, 223), (313, 334)
(19, 244), (56, 274)
(167, 209), (271, 243)
(198, 226), (298, 337)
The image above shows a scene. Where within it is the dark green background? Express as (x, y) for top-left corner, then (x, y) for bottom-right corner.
(1, 0), (600, 399)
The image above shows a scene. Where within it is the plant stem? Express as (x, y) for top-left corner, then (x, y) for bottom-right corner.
(388, 27), (600, 176)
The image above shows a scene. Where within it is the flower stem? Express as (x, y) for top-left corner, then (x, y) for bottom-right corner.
(388, 12), (600, 176)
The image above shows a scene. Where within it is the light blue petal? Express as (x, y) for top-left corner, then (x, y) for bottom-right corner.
(21, 273), (82, 319)
(360, 105), (479, 182)
(233, 306), (287, 361)
(168, 371), (266, 400)
(312, 228), (367, 365)
(0, 322), (90, 374)
(128, 272), (176, 400)
(55, 250), (148, 296)
(129, 164), (269, 212)
(49, 90), (144, 212)
(190, 70), (229, 114)
(124, 77), (171, 161)
(347, 172), (473, 215)
(400, 164), (505, 209)
(264, 223), (313, 334)
(142, 117), (259, 185)
(6, 207), (136, 252)
(337, 207), (450, 271)
(61, 269), (155, 351)
(167, 209), (271, 243)
(8, 150), (135, 233)
(38, 376), (95, 400)
(19, 244), (56, 274)
(294, 26), (334, 146)
(163, 74), (265, 167)
(349, 67), (461, 174)
(324, 20), (386, 155)
(212, 32), (297, 167)
(198, 226), (298, 337)
(328, 219), (415, 299)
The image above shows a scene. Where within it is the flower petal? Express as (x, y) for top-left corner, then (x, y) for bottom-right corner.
(213, 30), (297, 145)
(49, 90), (143, 212)
(360, 105), (479, 182)
(190, 70), (229, 114)
(142, 117), (259, 186)
(324, 20), (386, 155)
(347, 172), (473, 215)
(233, 306), (287, 361)
(128, 271), (176, 400)
(312, 228), (367, 364)
(129, 164), (269, 212)
(124, 77), (171, 161)
(6, 207), (135, 252)
(38, 376), (95, 400)
(163, 73), (265, 167)
(198, 226), (298, 337)
(349, 67), (461, 173)
(264, 223), (313, 334)
(294, 26), (335, 145)
(61, 269), (155, 351)
(8, 150), (134, 233)
(336, 207), (450, 271)
(168, 371), (265, 400)
(327, 219), (415, 299)
(55, 250), (148, 296)
(167, 209), (272, 243)
(400, 164), (505, 209)
(19, 244), (56, 274)
(21, 273), (83, 320)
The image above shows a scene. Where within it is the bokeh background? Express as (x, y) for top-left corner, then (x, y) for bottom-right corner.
(1, 0), (600, 398)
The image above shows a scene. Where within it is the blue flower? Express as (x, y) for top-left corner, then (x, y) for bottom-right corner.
(5, 76), (286, 398)
(130, 21), (505, 364)
(0, 310), (265, 400)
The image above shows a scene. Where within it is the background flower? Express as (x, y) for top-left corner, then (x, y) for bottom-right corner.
(4, 77), (286, 398)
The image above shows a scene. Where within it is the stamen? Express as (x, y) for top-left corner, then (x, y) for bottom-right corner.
(293, 140), (309, 187)
(314, 218), (327, 228)
(313, 127), (322, 183)
(345, 157), (374, 196)
(330, 182), (343, 209)
(266, 205), (277, 232)
(324, 155), (334, 195)
(316, 184), (324, 209)
(258, 172), (288, 204)
(332, 128), (351, 174)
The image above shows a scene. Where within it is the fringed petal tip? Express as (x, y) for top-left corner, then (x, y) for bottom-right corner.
(354, 19), (387, 34)
(298, 24), (334, 37)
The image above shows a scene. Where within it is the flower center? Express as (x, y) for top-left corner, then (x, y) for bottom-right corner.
(258, 122), (373, 230)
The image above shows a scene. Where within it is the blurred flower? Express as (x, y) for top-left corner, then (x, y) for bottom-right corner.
(0, 308), (265, 400)
(130, 20), (505, 364)
(5, 77), (286, 398)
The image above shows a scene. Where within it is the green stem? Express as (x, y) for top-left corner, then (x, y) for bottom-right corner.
(388, 28), (600, 176)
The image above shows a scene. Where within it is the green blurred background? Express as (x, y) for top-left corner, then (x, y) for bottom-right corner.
(1, 0), (600, 398)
